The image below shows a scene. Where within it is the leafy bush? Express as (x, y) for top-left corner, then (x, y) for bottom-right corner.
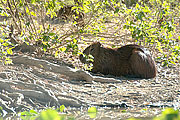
(123, 1), (179, 67)
(0, 0), (179, 67)
(0, 6), (13, 64)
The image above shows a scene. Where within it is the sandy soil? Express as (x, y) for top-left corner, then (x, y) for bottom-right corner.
(0, 52), (179, 119)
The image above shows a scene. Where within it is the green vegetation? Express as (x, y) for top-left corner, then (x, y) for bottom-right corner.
(87, 106), (97, 118)
(128, 108), (180, 120)
(18, 107), (180, 120)
(20, 109), (39, 120)
(39, 109), (66, 120)
(18, 106), (98, 120)
(123, 1), (179, 66)
(0, 104), (179, 120)
(154, 108), (180, 120)
(0, 0), (179, 66)
(0, 22), (13, 64)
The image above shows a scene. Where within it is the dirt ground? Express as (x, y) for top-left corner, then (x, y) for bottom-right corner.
(0, 51), (179, 119)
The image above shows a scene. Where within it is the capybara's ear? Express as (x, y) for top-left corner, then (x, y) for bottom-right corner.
(96, 42), (101, 47)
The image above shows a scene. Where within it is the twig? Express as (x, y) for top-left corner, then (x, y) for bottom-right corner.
(6, 0), (21, 32)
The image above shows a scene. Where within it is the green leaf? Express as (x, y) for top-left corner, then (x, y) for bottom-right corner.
(88, 107), (97, 113)
(84, 6), (89, 13)
(30, 11), (36, 16)
(39, 109), (60, 120)
(26, 7), (30, 15)
(100, 38), (105, 40)
(121, 110), (126, 113)
(48, 33), (55, 36)
(25, 22), (30, 26)
(31, 0), (35, 4)
(114, 8), (119, 13)
(20, 111), (32, 116)
(29, 109), (38, 115)
(158, 47), (163, 53)
(6, 48), (13, 55)
(170, 60), (176, 65)
(55, 51), (59, 57)
(6, 7), (10, 10)
(153, 108), (180, 120)
(73, 21), (77, 25)
(88, 112), (97, 119)
(0, 38), (4, 43)
(43, 47), (47, 52)
(2, 42), (9, 46)
(88, 107), (97, 119)
(60, 105), (65, 112)
(73, 38), (77, 43)
(60, 47), (66, 52)
(149, 35), (157, 38)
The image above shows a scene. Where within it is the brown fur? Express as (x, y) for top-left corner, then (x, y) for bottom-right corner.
(79, 42), (157, 79)
(57, 5), (84, 26)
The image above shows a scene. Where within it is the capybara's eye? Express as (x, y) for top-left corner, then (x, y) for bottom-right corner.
(90, 48), (95, 52)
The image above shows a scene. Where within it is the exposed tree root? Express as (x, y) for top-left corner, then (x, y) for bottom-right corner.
(11, 55), (121, 83)
(0, 78), (87, 113)
(0, 55), (122, 113)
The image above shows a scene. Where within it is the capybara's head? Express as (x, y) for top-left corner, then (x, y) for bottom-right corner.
(79, 42), (101, 63)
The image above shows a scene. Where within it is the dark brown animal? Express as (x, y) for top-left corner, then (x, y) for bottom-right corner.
(79, 42), (156, 79)
(57, 5), (84, 26)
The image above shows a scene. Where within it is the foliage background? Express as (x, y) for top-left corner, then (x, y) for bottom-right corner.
(0, 0), (179, 67)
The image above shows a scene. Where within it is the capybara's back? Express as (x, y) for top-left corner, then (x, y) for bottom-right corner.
(79, 42), (157, 79)
(117, 44), (157, 78)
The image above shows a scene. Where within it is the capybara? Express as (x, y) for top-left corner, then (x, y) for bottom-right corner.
(57, 5), (84, 25)
(79, 42), (156, 79)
